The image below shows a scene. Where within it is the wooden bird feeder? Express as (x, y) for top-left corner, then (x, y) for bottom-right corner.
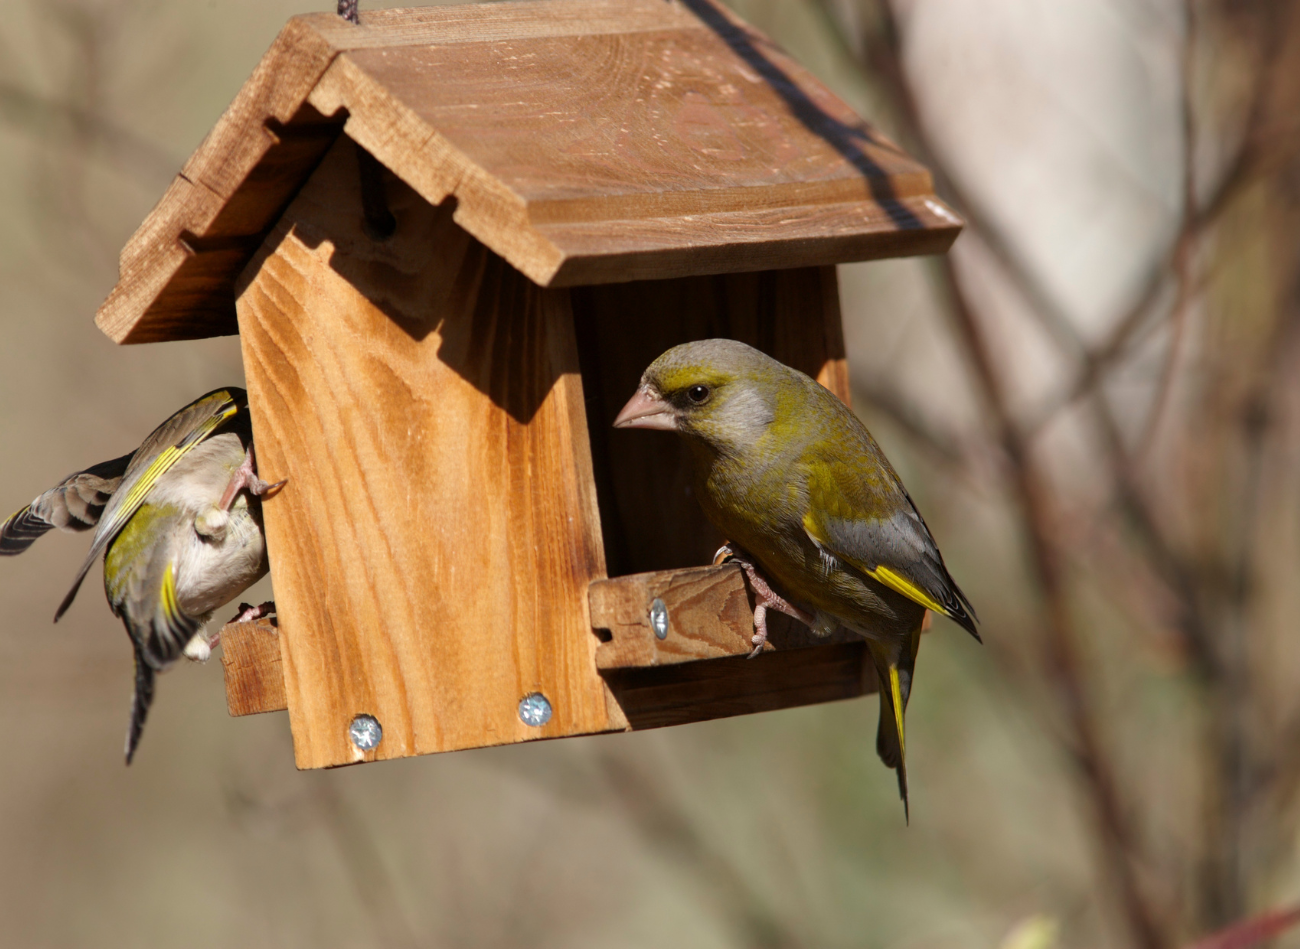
(97, 0), (961, 769)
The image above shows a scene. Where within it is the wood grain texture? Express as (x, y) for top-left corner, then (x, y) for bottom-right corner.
(602, 642), (873, 731)
(590, 564), (864, 670)
(97, 0), (960, 344)
(237, 139), (614, 769)
(572, 266), (849, 577)
(220, 619), (288, 716)
(96, 21), (344, 344)
(314, 12), (959, 288)
(295, 2), (705, 50)
(539, 198), (959, 286)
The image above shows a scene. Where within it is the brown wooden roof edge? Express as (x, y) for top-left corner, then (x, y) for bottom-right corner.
(94, 1), (963, 345)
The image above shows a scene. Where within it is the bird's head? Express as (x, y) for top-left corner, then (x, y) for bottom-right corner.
(613, 339), (785, 456)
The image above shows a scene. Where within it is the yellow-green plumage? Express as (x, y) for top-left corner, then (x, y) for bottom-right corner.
(615, 339), (979, 820)
(103, 503), (182, 588)
(3, 388), (278, 763)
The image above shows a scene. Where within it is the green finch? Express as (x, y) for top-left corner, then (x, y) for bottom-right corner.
(614, 339), (978, 819)
(1, 388), (283, 763)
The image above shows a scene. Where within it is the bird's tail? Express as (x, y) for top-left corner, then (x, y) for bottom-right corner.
(125, 645), (156, 765)
(869, 623), (923, 823)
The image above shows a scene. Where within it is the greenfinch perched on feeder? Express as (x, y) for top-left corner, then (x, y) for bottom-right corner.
(614, 339), (978, 819)
(0, 388), (283, 763)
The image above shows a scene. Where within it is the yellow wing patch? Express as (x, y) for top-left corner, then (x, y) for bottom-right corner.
(804, 510), (951, 618)
(159, 561), (182, 626)
(100, 400), (238, 543)
(867, 564), (948, 617)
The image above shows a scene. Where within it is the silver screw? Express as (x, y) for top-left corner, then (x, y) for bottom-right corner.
(518, 693), (553, 727)
(349, 714), (383, 750)
(649, 597), (669, 640)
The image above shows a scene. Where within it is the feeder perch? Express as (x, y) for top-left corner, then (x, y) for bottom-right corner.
(98, 0), (962, 769)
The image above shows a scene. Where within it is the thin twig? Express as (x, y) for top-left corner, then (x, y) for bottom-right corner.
(1135, 0), (1200, 464)
(1182, 903), (1300, 949)
(935, 256), (1169, 949)
(812, 3), (1171, 944)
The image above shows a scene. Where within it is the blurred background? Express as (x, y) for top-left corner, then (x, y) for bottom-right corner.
(1, 0), (1298, 946)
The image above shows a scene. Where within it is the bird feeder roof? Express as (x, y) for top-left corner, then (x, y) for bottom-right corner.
(96, 0), (962, 344)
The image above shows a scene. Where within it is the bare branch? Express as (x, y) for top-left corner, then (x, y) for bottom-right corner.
(935, 254), (1170, 949)
(1182, 904), (1300, 949)
(851, 380), (971, 470)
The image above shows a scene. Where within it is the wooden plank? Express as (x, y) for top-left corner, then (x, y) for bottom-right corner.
(541, 197), (960, 287)
(571, 266), (849, 578)
(96, 21), (343, 344)
(296, 1), (705, 49)
(98, 0), (960, 345)
(590, 564), (863, 670)
(338, 31), (927, 208)
(236, 139), (615, 769)
(217, 562), (880, 731)
(99, 1), (713, 344)
(220, 619), (288, 716)
(592, 565), (755, 668)
(602, 642), (874, 731)
(201, 115), (342, 239)
(323, 19), (958, 287)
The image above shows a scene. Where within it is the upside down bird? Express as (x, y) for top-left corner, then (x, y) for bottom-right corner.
(614, 340), (979, 820)
(0, 388), (283, 763)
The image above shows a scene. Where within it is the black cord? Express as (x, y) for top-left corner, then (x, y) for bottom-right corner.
(338, 0), (358, 24)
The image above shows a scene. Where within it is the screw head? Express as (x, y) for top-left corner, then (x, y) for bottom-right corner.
(649, 597), (669, 639)
(518, 693), (553, 727)
(349, 714), (383, 750)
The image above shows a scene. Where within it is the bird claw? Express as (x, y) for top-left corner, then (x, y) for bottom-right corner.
(749, 603), (769, 658)
(228, 600), (276, 625)
(722, 547), (815, 658)
(255, 477), (288, 500)
(219, 445), (287, 512)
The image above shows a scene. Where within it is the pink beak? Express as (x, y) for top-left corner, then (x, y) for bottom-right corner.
(613, 386), (677, 431)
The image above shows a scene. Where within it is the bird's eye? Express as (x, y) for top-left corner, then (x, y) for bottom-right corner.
(687, 384), (711, 404)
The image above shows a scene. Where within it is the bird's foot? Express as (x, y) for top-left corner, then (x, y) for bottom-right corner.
(718, 546), (816, 658)
(228, 600), (276, 625)
(219, 445), (287, 512)
(183, 630), (218, 663)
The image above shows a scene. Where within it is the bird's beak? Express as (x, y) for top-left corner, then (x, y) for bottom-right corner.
(613, 386), (677, 431)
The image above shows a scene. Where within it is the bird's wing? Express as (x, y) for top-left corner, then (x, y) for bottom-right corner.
(801, 456), (979, 639)
(54, 388), (246, 621)
(104, 503), (205, 668)
(0, 452), (135, 555)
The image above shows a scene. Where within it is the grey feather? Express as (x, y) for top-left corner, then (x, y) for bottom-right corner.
(814, 505), (980, 640)
(0, 452), (134, 556)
